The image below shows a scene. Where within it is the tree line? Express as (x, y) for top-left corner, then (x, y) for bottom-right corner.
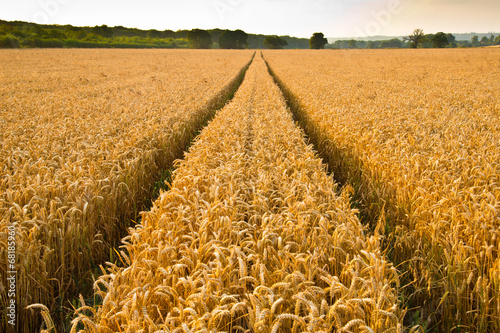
(0, 19), (326, 50)
(405, 28), (500, 48)
(187, 30), (329, 50)
(328, 29), (500, 50)
(0, 20), (310, 49)
(1, 20), (498, 50)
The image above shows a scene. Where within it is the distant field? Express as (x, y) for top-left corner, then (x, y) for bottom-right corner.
(1, 48), (499, 333)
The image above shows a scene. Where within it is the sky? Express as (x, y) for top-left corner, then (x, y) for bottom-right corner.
(0, 0), (499, 38)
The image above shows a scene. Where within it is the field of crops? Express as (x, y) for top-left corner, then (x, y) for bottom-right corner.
(70, 53), (402, 333)
(264, 49), (500, 332)
(0, 49), (253, 332)
(1, 48), (499, 333)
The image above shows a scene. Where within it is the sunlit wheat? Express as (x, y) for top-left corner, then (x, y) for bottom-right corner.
(264, 48), (500, 332)
(0, 49), (253, 332)
(72, 54), (402, 333)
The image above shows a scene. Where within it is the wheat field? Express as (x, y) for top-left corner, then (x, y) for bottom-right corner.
(0, 49), (253, 332)
(263, 48), (500, 332)
(70, 53), (402, 333)
(1, 48), (499, 333)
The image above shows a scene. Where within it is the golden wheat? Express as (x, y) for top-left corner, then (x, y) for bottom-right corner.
(0, 49), (253, 332)
(263, 48), (500, 332)
(72, 54), (402, 333)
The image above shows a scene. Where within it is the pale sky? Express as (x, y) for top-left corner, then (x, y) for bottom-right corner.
(0, 0), (499, 38)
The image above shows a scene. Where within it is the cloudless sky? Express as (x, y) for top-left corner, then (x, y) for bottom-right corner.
(1, 0), (499, 38)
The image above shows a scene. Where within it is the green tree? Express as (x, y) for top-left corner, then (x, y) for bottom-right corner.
(446, 33), (456, 44)
(233, 30), (248, 48)
(404, 28), (426, 48)
(365, 41), (376, 49)
(263, 35), (287, 49)
(347, 39), (357, 49)
(480, 36), (490, 46)
(431, 32), (449, 48)
(92, 25), (113, 38)
(380, 38), (403, 49)
(147, 29), (163, 39)
(187, 29), (212, 49)
(218, 31), (232, 49)
(219, 30), (248, 49)
(309, 32), (328, 49)
(471, 35), (479, 46)
(494, 35), (500, 45)
(0, 36), (19, 48)
(47, 29), (67, 39)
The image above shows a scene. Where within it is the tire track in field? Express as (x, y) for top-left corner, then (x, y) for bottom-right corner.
(72, 53), (402, 332)
(260, 52), (425, 330)
(29, 52), (256, 333)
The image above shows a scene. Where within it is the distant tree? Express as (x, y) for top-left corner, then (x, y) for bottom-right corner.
(75, 30), (88, 40)
(187, 29), (212, 49)
(471, 35), (479, 46)
(209, 29), (225, 46)
(218, 31), (233, 49)
(309, 32), (328, 49)
(404, 28), (426, 48)
(446, 33), (456, 44)
(380, 38), (403, 48)
(458, 40), (471, 48)
(92, 25), (113, 38)
(147, 29), (163, 38)
(219, 29), (248, 49)
(263, 35), (287, 49)
(347, 39), (357, 49)
(162, 29), (176, 39)
(365, 40), (376, 49)
(248, 34), (266, 49)
(233, 29), (248, 48)
(494, 35), (500, 45)
(0, 36), (19, 48)
(480, 36), (490, 46)
(431, 32), (449, 48)
(421, 33), (434, 48)
(328, 40), (344, 49)
(47, 29), (67, 39)
(279, 35), (309, 49)
(490, 34), (495, 44)
(356, 40), (367, 49)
